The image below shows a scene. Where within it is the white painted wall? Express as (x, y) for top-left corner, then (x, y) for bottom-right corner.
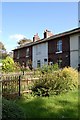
(70, 34), (80, 68)
(32, 42), (48, 68)
(70, 51), (78, 68)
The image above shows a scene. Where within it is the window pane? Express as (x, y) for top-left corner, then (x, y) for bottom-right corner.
(37, 60), (41, 67)
(57, 40), (62, 52)
(79, 36), (80, 49)
(17, 50), (20, 59)
(26, 48), (29, 56)
(44, 59), (47, 62)
(57, 58), (62, 68)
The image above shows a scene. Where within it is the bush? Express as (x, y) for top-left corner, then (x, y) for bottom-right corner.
(2, 98), (26, 120)
(14, 62), (21, 72)
(31, 67), (78, 96)
(20, 66), (31, 72)
(40, 63), (59, 74)
(2, 57), (21, 72)
(61, 67), (78, 90)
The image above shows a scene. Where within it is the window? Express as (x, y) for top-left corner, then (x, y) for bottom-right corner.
(36, 46), (38, 55)
(17, 50), (20, 59)
(36, 45), (41, 55)
(79, 36), (80, 49)
(57, 40), (62, 53)
(57, 58), (62, 68)
(37, 60), (41, 68)
(44, 59), (47, 62)
(79, 56), (80, 64)
(26, 48), (29, 57)
(44, 59), (47, 65)
(26, 60), (29, 66)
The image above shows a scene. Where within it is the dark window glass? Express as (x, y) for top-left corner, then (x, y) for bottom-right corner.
(37, 60), (41, 68)
(57, 58), (62, 68)
(44, 59), (47, 62)
(17, 50), (20, 59)
(57, 40), (62, 52)
(26, 48), (29, 57)
(79, 36), (80, 49)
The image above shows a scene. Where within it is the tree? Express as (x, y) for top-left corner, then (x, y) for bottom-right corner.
(2, 56), (15, 72)
(0, 42), (5, 50)
(18, 38), (32, 46)
(2, 56), (21, 72)
(0, 42), (7, 59)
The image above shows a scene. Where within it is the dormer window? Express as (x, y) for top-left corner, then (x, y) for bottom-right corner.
(26, 48), (29, 57)
(56, 40), (62, 53)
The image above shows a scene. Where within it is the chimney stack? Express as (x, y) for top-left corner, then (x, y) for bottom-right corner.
(44, 29), (53, 39)
(33, 33), (40, 42)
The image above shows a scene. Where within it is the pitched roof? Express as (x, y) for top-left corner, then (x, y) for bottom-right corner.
(13, 27), (80, 51)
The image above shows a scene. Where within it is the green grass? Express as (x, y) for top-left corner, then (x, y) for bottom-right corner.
(16, 89), (79, 119)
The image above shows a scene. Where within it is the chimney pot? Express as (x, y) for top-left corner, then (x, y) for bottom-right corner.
(44, 29), (53, 38)
(33, 33), (40, 42)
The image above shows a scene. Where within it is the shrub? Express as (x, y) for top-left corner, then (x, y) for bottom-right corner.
(40, 63), (59, 74)
(2, 98), (26, 120)
(61, 67), (78, 90)
(31, 67), (78, 96)
(14, 62), (21, 72)
(2, 56), (15, 72)
(2, 57), (21, 73)
(20, 66), (31, 73)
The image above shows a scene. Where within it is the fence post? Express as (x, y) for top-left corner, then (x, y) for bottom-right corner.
(19, 75), (21, 96)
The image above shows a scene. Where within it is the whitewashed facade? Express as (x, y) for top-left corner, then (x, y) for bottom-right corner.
(32, 42), (48, 68)
(70, 33), (80, 68)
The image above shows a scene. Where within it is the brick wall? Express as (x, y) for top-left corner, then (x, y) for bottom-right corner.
(48, 35), (70, 67)
(13, 46), (32, 67)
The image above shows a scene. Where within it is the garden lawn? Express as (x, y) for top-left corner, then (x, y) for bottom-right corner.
(16, 89), (79, 119)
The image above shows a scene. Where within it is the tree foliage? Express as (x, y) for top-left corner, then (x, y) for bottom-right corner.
(0, 42), (7, 59)
(2, 56), (21, 72)
(18, 38), (32, 46)
(0, 42), (6, 50)
(40, 63), (59, 74)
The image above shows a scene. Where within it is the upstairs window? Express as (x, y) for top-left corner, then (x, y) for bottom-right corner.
(79, 36), (80, 49)
(36, 45), (41, 55)
(26, 48), (29, 57)
(17, 50), (20, 59)
(57, 40), (62, 53)
(79, 56), (80, 64)
(36, 46), (38, 55)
